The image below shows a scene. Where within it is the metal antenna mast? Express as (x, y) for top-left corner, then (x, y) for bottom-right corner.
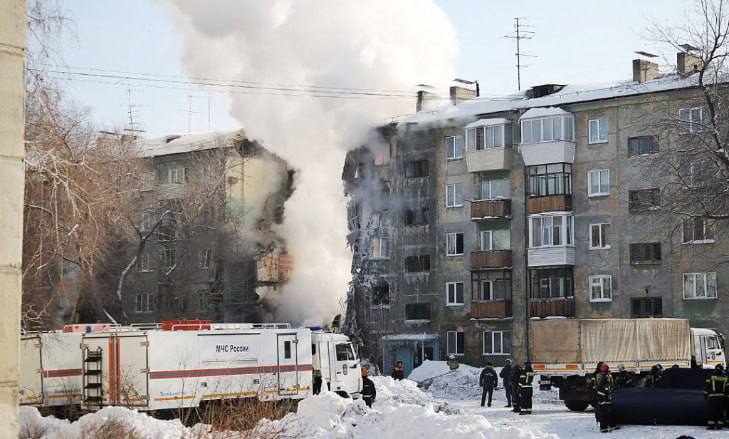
(123, 88), (147, 134)
(505, 18), (536, 91)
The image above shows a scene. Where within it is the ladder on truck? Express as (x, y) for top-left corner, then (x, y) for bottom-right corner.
(82, 347), (103, 410)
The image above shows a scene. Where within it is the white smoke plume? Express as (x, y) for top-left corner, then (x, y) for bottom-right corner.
(166, 0), (458, 325)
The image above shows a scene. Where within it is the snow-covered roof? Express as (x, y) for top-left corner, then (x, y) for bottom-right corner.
(464, 117), (510, 129)
(520, 107), (571, 120)
(136, 130), (243, 158)
(400, 73), (711, 126)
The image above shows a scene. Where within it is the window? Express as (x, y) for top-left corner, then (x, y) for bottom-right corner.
(405, 255), (430, 273)
(529, 215), (574, 247)
(372, 280), (390, 306)
(679, 107), (704, 133)
(134, 293), (154, 313)
(631, 297), (662, 318)
(446, 183), (464, 207)
(588, 169), (610, 197)
(483, 331), (511, 355)
(374, 144), (391, 165)
(528, 164), (572, 197)
(446, 282), (465, 305)
(160, 246), (176, 268)
(590, 223), (610, 249)
(404, 207), (429, 226)
(628, 135), (659, 156)
(371, 237), (390, 259)
(405, 303), (432, 321)
(588, 117), (609, 144)
(406, 160), (429, 178)
(530, 268), (574, 299)
(200, 248), (212, 269)
(447, 331), (465, 356)
(466, 125), (504, 150)
(183, 167), (191, 183)
(475, 279), (510, 301)
(478, 178), (510, 201)
(682, 217), (715, 244)
(630, 243), (662, 265)
(521, 115), (575, 144)
(445, 136), (464, 159)
(589, 275), (613, 302)
(140, 210), (156, 232)
(283, 341), (292, 359)
(137, 249), (154, 272)
(479, 230), (493, 251)
(166, 167), (180, 184)
(629, 189), (660, 212)
(335, 343), (355, 361)
(683, 272), (718, 299)
(446, 233), (464, 256)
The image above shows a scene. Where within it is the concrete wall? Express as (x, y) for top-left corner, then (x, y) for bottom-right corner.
(0, 0), (25, 433)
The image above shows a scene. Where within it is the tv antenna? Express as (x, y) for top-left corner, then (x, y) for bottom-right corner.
(122, 88), (148, 133)
(505, 17), (536, 91)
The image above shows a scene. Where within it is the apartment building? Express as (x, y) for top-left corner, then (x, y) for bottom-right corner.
(110, 130), (292, 324)
(344, 53), (729, 375)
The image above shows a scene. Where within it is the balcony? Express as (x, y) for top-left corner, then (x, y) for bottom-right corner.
(527, 194), (572, 214)
(528, 246), (575, 267)
(471, 199), (511, 219)
(470, 250), (512, 270)
(465, 148), (513, 172)
(471, 300), (512, 319)
(530, 297), (575, 318)
(519, 140), (575, 166)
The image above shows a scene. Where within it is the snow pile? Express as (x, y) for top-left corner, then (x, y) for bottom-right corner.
(407, 359), (451, 382)
(258, 377), (556, 438)
(409, 360), (484, 401)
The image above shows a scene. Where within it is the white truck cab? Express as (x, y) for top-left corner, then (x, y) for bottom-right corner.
(691, 328), (726, 368)
(311, 331), (362, 398)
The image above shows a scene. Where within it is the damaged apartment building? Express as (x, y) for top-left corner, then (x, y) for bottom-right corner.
(344, 52), (729, 376)
(106, 130), (293, 323)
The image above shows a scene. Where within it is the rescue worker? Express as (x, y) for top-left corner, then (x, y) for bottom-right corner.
(511, 363), (523, 413)
(312, 368), (323, 395)
(361, 366), (376, 408)
(645, 364), (663, 388)
(479, 362), (498, 407)
(500, 359), (513, 407)
(705, 364), (727, 430)
(594, 363), (617, 433)
(518, 362), (535, 415)
(614, 364), (633, 389)
(391, 360), (405, 380)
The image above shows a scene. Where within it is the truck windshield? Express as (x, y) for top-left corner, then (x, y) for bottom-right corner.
(335, 343), (355, 361)
(708, 337), (720, 350)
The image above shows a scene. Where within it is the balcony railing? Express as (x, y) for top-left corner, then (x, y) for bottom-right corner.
(465, 147), (513, 172)
(471, 199), (511, 219)
(470, 250), (512, 270)
(471, 300), (512, 319)
(529, 297), (575, 318)
(527, 194), (572, 214)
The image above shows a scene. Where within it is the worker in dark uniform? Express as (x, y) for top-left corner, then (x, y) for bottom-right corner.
(518, 362), (535, 415)
(595, 363), (617, 433)
(511, 363), (522, 413)
(361, 366), (376, 408)
(479, 362), (498, 407)
(391, 360), (405, 380)
(614, 364), (633, 389)
(645, 364), (663, 388)
(313, 368), (323, 395)
(500, 359), (513, 407)
(705, 364), (727, 430)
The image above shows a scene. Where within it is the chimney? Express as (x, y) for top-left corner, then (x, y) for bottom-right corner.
(416, 84), (438, 112)
(449, 78), (478, 106)
(632, 59), (659, 83)
(677, 51), (703, 76)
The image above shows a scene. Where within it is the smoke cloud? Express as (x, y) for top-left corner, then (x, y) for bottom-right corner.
(166, 0), (458, 325)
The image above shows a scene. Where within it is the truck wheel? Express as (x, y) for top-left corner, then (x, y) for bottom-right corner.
(564, 400), (589, 411)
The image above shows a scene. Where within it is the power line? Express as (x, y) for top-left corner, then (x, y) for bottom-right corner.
(504, 17), (536, 91)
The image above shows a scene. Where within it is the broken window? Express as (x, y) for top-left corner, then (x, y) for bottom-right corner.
(405, 303), (431, 321)
(629, 189), (660, 212)
(629, 243), (662, 264)
(404, 209), (415, 226)
(372, 280), (390, 306)
(631, 297), (662, 318)
(405, 255), (430, 273)
(405, 160), (429, 178)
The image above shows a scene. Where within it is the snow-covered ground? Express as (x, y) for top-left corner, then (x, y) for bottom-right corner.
(19, 360), (726, 438)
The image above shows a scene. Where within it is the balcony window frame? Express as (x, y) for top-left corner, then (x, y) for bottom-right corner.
(529, 214), (575, 248)
(446, 330), (465, 356)
(589, 275), (613, 302)
(466, 124), (505, 151)
(528, 163), (572, 197)
(530, 267), (575, 299)
(483, 331), (511, 355)
(520, 115), (575, 144)
(479, 230), (493, 251)
(589, 223), (611, 250)
(588, 169), (610, 197)
(683, 272), (718, 300)
(445, 135), (464, 160)
(445, 282), (465, 306)
(681, 217), (716, 244)
(588, 117), (609, 144)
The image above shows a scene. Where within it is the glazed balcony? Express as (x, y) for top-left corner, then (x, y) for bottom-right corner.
(471, 199), (511, 220)
(519, 140), (575, 166)
(471, 300), (512, 319)
(465, 148), (513, 172)
(470, 250), (513, 270)
(529, 297), (575, 318)
(527, 194), (572, 214)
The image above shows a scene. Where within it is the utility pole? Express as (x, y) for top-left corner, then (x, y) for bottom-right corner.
(505, 18), (535, 91)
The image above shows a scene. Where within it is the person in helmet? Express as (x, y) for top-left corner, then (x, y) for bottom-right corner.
(361, 366), (376, 408)
(595, 363), (617, 433)
(705, 364), (727, 430)
(517, 362), (535, 415)
(645, 364), (663, 388)
(614, 364), (633, 389)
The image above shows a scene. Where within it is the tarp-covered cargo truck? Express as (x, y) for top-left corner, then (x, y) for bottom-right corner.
(530, 318), (726, 411)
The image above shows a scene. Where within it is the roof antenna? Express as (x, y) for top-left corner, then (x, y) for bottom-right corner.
(505, 18), (536, 91)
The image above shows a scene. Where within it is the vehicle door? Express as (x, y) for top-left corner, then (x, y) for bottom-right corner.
(116, 334), (149, 407)
(20, 336), (43, 405)
(706, 335), (726, 367)
(694, 334), (707, 366)
(277, 334), (299, 396)
(332, 342), (361, 395)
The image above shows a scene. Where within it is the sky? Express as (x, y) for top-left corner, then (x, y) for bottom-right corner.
(50, 0), (694, 137)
